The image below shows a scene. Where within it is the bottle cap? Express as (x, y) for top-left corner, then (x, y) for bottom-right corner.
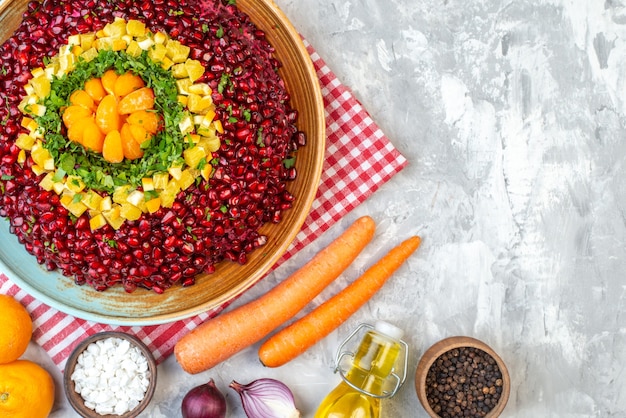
(374, 321), (404, 341)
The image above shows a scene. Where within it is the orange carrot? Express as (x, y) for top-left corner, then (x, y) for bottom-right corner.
(258, 235), (421, 368)
(174, 216), (377, 374)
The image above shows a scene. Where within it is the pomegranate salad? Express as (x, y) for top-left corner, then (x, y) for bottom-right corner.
(0, 0), (306, 293)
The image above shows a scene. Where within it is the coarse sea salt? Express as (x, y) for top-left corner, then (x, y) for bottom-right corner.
(71, 337), (151, 416)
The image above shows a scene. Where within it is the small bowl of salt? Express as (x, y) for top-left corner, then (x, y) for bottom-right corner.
(63, 331), (157, 418)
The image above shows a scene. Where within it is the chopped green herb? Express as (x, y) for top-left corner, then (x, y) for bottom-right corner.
(1, 174), (15, 181)
(242, 109), (251, 122)
(283, 156), (296, 168)
(256, 127), (265, 147)
(218, 73), (230, 94)
(220, 205), (228, 213)
(216, 25), (224, 38)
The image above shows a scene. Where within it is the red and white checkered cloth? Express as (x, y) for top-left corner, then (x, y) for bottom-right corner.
(0, 40), (407, 370)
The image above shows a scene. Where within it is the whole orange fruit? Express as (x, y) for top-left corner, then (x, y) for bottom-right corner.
(0, 295), (32, 364)
(0, 360), (55, 418)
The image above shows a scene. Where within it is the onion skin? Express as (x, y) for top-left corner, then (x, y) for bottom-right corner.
(230, 378), (301, 418)
(181, 379), (227, 418)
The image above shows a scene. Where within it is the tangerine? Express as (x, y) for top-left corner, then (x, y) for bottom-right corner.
(127, 110), (160, 134)
(120, 123), (144, 160)
(103, 130), (124, 163)
(101, 69), (119, 95)
(62, 105), (92, 129)
(114, 72), (145, 98)
(0, 295), (32, 364)
(0, 360), (55, 418)
(69, 90), (95, 111)
(95, 94), (121, 135)
(118, 87), (155, 114)
(84, 78), (106, 102)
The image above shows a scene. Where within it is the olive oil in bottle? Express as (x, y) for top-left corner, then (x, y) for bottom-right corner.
(314, 321), (406, 418)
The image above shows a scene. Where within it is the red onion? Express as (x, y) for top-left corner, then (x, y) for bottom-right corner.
(181, 379), (227, 418)
(230, 378), (301, 418)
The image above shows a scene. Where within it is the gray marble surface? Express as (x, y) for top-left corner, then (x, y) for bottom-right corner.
(37, 0), (626, 416)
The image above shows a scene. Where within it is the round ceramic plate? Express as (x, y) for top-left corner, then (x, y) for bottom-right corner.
(0, 0), (325, 325)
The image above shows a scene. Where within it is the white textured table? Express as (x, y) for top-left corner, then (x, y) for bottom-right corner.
(38, 0), (626, 416)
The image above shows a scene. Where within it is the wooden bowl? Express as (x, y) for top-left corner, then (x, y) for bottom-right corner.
(63, 332), (157, 418)
(0, 0), (325, 324)
(415, 336), (511, 418)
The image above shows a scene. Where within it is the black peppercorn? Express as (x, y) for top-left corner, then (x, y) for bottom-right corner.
(425, 347), (503, 418)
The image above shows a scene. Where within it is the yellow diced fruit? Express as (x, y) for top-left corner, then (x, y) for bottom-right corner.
(200, 163), (212, 181)
(99, 195), (112, 211)
(65, 199), (88, 218)
(165, 39), (190, 63)
(187, 94), (213, 114)
(31, 67), (45, 78)
(184, 146), (207, 169)
(67, 34), (81, 46)
(148, 43), (167, 62)
(168, 164), (182, 180)
(120, 202), (142, 221)
(28, 103), (47, 117)
(152, 172), (169, 190)
(66, 175), (85, 193)
(17, 150), (26, 165)
(103, 206), (124, 230)
(31, 165), (46, 176)
(196, 123), (214, 138)
(111, 38), (128, 51)
(31, 76), (51, 98)
(103, 18), (127, 37)
(160, 57), (174, 70)
(178, 113), (194, 135)
(30, 144), (51, 167)
(159, 180), (180, 208)
(80, 47), (99, 62)
(126, 190), (144, 207)
(199, 136), (221, 153)
(179, 168), (197, 190)
(188, 83), (212, 96)
(154, 32), (167, 44)
(112, 185), (132, 204)
(39, 172), (55, 191)
(89, 213), (108, 231)
(82, 191), (104, 210)
(185, 60), (204, 82)
(125, 41), (142, 57)
(142, 177), (155, 191)
(186, 134), (201, 144)
(145, 197), (161, 214)
(177, 95), (188, 106)
(71, 45), (84, 56)
(213, 119), (224, 134)
(176, 78), (193, 95)
(126, 20), (146, 37)
(58, 53), (76, 74)
(52, 181), (65, 195)
(171, 63), (188, 78)
(136, 36), (155, 50)
(15, 133), (36, 151)
(21, 117), (38, 132)
(80, 33), (96, 49)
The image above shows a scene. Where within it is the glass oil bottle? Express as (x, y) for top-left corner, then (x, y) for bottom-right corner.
(314, 321), (408, 418)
